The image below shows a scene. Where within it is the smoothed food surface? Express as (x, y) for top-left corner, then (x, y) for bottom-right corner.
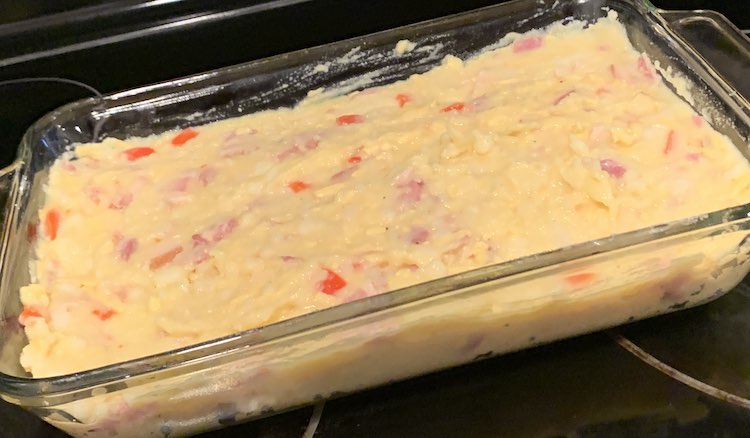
(19, 16), (750, 377)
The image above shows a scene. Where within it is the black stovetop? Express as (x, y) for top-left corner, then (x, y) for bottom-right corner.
(2, 1), (750, 437)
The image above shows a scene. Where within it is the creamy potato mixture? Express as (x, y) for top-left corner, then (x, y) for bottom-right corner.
(18, 16), (750, 377)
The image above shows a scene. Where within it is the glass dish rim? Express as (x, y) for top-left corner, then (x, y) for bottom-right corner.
(2, 0), (750, 401)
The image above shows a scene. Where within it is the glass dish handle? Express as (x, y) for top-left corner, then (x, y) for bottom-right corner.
(611, 8), (750, 413)
(660, 9), (750, 100)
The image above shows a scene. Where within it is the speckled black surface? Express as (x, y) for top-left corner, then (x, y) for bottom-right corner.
(1, 1), (750, 437)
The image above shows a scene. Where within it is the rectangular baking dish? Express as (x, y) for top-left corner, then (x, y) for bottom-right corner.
(3, 0), (750, 436)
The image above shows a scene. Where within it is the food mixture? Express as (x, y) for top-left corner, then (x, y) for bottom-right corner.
(18, 16), (750, 377)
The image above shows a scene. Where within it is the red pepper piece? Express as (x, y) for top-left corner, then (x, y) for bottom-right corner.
(319, 268), (347, 295)
(44, 209), (60, 241)
(664, 130), (676, 155)
(93, 308), (116, 321)
(564, 272), (596, 286)
(19, 306), (43, 326)
(124, 147), (155, 161)
(347, 154), (362, 164)
(440, 102), (465, 113)
(149, 246), (183, 270)
(288, 180), (311, 193)
(20, 307), (42, 320)
(171, 128), (199, 146)
(336, 114), (365, 125)
(396, 93), (412, 107)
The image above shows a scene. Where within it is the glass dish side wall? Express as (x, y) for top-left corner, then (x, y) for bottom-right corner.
(1, 0), (750, 436)
(34, 220), (750, 437)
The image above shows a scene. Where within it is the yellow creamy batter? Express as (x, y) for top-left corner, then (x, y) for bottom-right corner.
(19, 17), (750, 377)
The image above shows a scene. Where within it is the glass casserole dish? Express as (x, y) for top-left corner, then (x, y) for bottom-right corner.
(2, 0), (750, 436)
